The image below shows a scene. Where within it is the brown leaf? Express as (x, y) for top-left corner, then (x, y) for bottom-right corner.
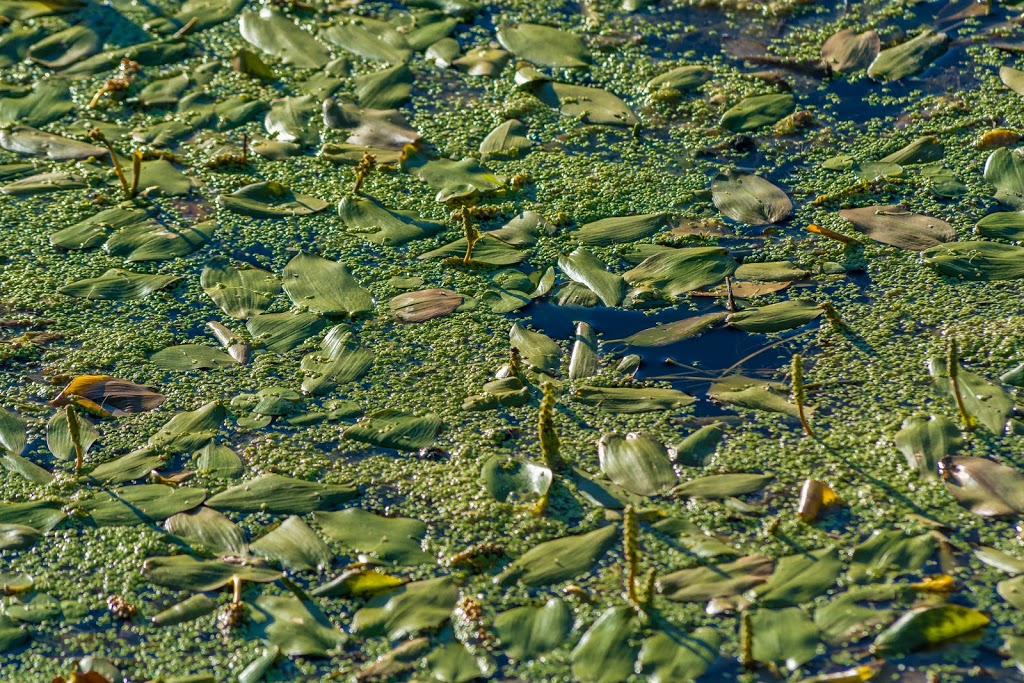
(839, 204), (955, 250)
(49, 375), (167, 417)
(390, 288), (463, 323)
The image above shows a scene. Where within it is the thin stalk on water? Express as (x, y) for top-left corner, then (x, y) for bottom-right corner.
(791, 354), (814, 438)
(947, 336), (976, 431)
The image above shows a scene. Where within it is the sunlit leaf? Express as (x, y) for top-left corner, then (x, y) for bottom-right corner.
(496, 525), (618, 587)
(50, 375), (167, 416)
(206, 474), (357, 514)
(571, 606), (638, 683)
(750, 607), (820, 670)
(868, 30), (949, 81)
(315, 508), (432, 565)
(58, 270), (181, 301)
(352, 577), (458, 639)
(873, 605), (988, 656)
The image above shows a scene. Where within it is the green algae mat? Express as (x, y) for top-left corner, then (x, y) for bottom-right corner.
(8, 0), (1024, 680)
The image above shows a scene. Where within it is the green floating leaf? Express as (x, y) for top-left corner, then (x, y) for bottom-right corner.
(497, 23), (590, 68)
(27, 24), (100, 68)
(0, 524), (42, 551)
(0, 125), (105, 161)
(0, 79), (72, 127)
(922, 241), (1024, 281)
(479, 119), (532, 159)
(496, 525), (617, 587)
(623, 313), (727, 348)
(558, 248), (625, 307)
(569, 321), (598, 380)
(343, 409), (442, 452)
(426, 640), (494, 683)
(493, 598), (571, 661)
(321, 19), (412, 64)
(148, 402), (225, 454)
(726, 299), (823, 333)
(868, 30), (949, 82)
(5, 593), (61, 623)
(510, 323), (561, 374)
(675, 422), (725, 467)
(481, 456), (552, 504)
(151, 345), (237, 371)
(976, 546), (1024, 575)
(355, 64), (414, 109)
(265, 95), (321, 145)
(0, 1), (82, 21)
(986, 148), (1024, 210)
(598, 433), (677, 496)
(519, 71), (639, 126)
(315, 508), (432, 565)
(571, 606), (638, 683)
(999, 575), (1024, 609)
(880, 136), (944, 165)
(575, 386), (695, 413)
(247, 311), (328, 352)
(839, 204), (954, 250)
(576, 213), (666, 247)
(939, 456), (1024, 517)
(143, 555), (281, 591)
(313, 568), (406, 599)
(63, 39), (190, 77)
(218, 182), (329, 218)
(750, 607), (820, 671)
(151, 594), (217, 627)
(338, 195), (444, 246)
(352, 577), (458, 639)
(873, 605), (988, 656)
(976, 212), (1024, 241)
(733, 261), (808, 282)
(164, 506), (247, 557)
(721, 93), (794, 132)
(893, 416), (960, 480)
(624, 247), (737, 297)
(239, 9), (330, 68)
(282, 252), (373, 317)
(138, 73), (190, 107)
(1, 452), (52, 485)
(58, 269), (181, 301)
(814, 585), (898, 644)
(300, 326), (373, 395)
(820, 28), (880, 73)
(849, 530), (938, 584)
(206, 474), (357, 514)
(709, 375), (802, 418)
(453, 47), (510, 76)
(403, 149), (504, 203)
(1, 171), (87, 196)
(121, 159), (196, 198)
(928, 356), (1013, 433)
(146, 0), (246, 34)
(79, 485), (207, 527)
(647, 64), (713, 91)
(250, 515), (333, 572)
(639, 627), (720, 683)
(195, 441), (243, 479)
(0, 501), (66, 533)
(86, 448), (164, 485)
(674, 473), (772, 499)
(752, 548), (842, 607)
(0, 406), (26, 455)
(418, 235), (525, 265)
(711, 170), (792, 225)
(51, 205), (155, 251)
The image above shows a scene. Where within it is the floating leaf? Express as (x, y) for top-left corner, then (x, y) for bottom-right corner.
(479, 119), (532, 159)
(569, 322), (598, 381)
(750, 607), (820, 671)
(880, 136), (944, 165)
(976, 546), (1024, 575)
(300, 326), (372, 395)
(313, 568), (407, 599)
(868, 30), (949, 81)
(281, 252), (374, 316)
(894, 415), (960, 480)
(509, 323), (561, 374)
(27, 25), (100, 68)
(101, 219), (214, 262)
(675, 423), (725, 467)
(1, 171), (87, 196)
(519, 71), (638, 126)
(814, 585), (898, 644)
(623, 313), (727, 348)
(247, 311), (329, 352)
(712, 170), (792, 225)
(752, 548), (842, 607)
(195, 441), (243, 479)
(151, 594), (217, 628)
(86, 448), (164, 485)
(639, 627), (720, 683)
(58, 269), (181, 301)
(481, 456), (552, 505)
(0, 525), (41, 551)
(321, 20), (412, 64)
(848, 530), (938, 584)
(708, 375), (802, 418)
(352, 577), (458, 639)
(928, 356), (1013, 433)
(674, 473), (772, 499)
(647, 65), (713, 91)
(571, 607), (638, 683)
(46, 406), (99, 462)
(922, 241), (1024, 281)
(2, 452), (52, 485)
(151, 345), (236, 371)
(144, 555), (281, 591)
(355, 64), (414, 109)
(426, 641), (494, 683)
(338, 195), (443, 246)
(1001, 65), (1024, 96)
(575, 386), (695, 413)
(419, 235), (525, 265)
(164, 507), (247, 556)
(250, 516), (333, 572)
(0, 126), (105, 161)
(721, 93), (795, 132)
(50, 375), (166, 416)
(218, 182), (329, 218)
(726, 299), (823, 333)
(148, 402), (224, 454)
(497, 525), (617, 587)
(576, 213), (666, 246)
(452, 47), (510, 77)
(343, 409), (442, 451)
(985, 147), (1024, 210)
(658, 554), (774, 602)
(598, 433), (676, 496)
(839, 205), (954, 250)
(239, 9), (330, 68)
(624, 247), (737, 297)
(403, 150), (504, 203)
(315, 509), (432, 565)
(939, 456), (1024, 517)
(79, 485), (207, 527)
(0, 406), (26, 455)
(51, 205), (155, 251)
(0, 501), (66, 533)
(264, 95), (320, 145)
(206, 474), (357, 514)
(497, 23), (590, 68)
(976, 212), (1024, 241)
(999, 576), (1024, 609)
(390, 289), (463, 323)
(0, 79), (72, 127)
(493, 598), (571, 661)
(558, 248), (625, 307)
(821, 28), (880, 73)
(873, 605), (988, 656)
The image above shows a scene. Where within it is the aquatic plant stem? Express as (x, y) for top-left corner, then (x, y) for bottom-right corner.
(791, 354), (814, 438)
(947, 336), (976, 431)
(66, 404), (84, 473)
(623, 505), (640, 607)
(538, 382), (565, 472)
